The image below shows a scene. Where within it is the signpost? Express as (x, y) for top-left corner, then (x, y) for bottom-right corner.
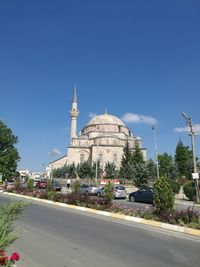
(192, 173), (199, 179)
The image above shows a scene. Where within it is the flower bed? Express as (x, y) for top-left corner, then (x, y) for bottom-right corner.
(7, 188), (200, 229)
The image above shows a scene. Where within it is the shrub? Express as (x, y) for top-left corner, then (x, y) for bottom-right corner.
(104, 182), (114, 204)
(0, 201), (29, 250)
(46, 179), (54, 193)
(13, 178), (21, 190)
(154, 176), (174, 214)
(159, 207), (200, 227)
(72, 179), (81, 194)
(27, 179), (34, 191)
(183, 181), (196, 201)
(167, 179), (180, 195)
(47, 191), (57, 201)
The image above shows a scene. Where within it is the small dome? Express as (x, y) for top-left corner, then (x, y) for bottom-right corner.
(87, 113), (125, 126)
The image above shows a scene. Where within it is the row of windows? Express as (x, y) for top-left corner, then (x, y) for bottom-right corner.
(80, 154), (117, 164)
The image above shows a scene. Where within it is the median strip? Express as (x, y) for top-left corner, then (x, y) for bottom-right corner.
(2, 192), (200, 238)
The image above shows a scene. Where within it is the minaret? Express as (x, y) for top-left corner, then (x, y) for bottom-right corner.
(69, 85), (79, 143)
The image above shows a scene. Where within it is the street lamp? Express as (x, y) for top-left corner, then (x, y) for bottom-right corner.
(152, 126), (159, 179)
(181, 112), (199, 203)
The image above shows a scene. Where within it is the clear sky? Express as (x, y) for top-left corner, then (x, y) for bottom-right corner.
(1, 0), (200, 172)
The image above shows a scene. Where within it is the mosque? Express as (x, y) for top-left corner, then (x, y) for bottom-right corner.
(49, 87), (146, 172)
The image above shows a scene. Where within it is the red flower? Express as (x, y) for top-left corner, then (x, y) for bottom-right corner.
(10, 252), (20, 262)
(0, 250), (8, 264)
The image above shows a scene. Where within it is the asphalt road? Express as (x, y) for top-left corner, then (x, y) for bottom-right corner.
(1, 194), (200, 267)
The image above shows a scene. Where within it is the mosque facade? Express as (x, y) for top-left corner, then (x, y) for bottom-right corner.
(49, 87), (146, 172)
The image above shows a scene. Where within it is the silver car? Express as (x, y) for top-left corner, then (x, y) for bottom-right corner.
(114, 185), (126, 199)
(80, 184), (99, 195)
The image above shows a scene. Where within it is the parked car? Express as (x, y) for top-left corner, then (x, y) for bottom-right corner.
(53, 181), (62, 191)
(114, 185), (127, 199)
(34, 178), (41, 188)
(80, 184), (99, 195)
(129, 187), (154, 204)
(96, 186), (105, 197)
(35, 180), (47, 189)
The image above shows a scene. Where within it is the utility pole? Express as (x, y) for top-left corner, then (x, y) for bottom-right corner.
(181, 112), (199, 203)
(152, 126), (159, 179)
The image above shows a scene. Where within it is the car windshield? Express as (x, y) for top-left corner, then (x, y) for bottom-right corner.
(115, 186), (125, 190)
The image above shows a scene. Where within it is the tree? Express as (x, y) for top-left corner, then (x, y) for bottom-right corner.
(91, 161), (103, 180)
(158, 153), (176, 179)
(154, 176), (174, 214)
(76, 161), (92, 179)
(0, 121), (20, 180)
(53, 163), (77, 179)
(146, 159), (157, 181)
(174, 140), (193, 179)
(104, 162), (118, 179)
(67, 163), (77, 179)
(119, 140), (132, 180)
(129, 141), (148, 187)
(129, 162), (149, 187)
(131, 140), (144, 164)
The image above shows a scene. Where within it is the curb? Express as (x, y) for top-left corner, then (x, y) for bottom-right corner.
(2, 192), (200, 238)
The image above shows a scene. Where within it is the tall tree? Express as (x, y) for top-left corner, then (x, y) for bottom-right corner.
(158, 153), (176, 179)
(0, 121), (20, 180)
(128, 162), (149, 187)
(76, 161), (92, 179)
(104, 162), (118, 179)
(174, 140), (193, 179)
(146, 159), (157, 181)
(53, 163), (76, 178)
(131, 141), (144, 164)
(119, 141), (132, 180)
(91, 161), (103, 179)
(67, 163), (77, 178)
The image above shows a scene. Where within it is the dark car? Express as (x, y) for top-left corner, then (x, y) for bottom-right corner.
(53, 181), (62, 191)
(129, 187), (154, 204)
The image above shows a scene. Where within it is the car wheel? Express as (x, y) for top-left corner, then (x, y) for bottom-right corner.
(129, 195), (135, 202)
(97, 192), (101, 197)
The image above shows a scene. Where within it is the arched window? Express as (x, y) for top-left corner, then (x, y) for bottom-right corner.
(113, 154), (117, 165)
(80, 154), (84, 164)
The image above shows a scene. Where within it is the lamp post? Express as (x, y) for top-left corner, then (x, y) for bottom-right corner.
(152, 126), (159, 179)
(181, 112), (199, 203)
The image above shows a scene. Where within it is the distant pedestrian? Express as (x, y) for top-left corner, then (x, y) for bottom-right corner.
(3, 179), (8, 191)
(67, 178), (71, 189)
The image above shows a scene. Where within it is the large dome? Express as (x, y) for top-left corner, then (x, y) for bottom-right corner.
(87, 113), (126, 126)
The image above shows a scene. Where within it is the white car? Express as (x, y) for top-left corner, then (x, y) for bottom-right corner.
(114, 185), (126, 199)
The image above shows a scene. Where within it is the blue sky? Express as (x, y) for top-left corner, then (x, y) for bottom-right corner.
(1, 0), (200, 171)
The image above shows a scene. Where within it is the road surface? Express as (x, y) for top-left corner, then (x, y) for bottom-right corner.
(1, 194), (200, 267)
